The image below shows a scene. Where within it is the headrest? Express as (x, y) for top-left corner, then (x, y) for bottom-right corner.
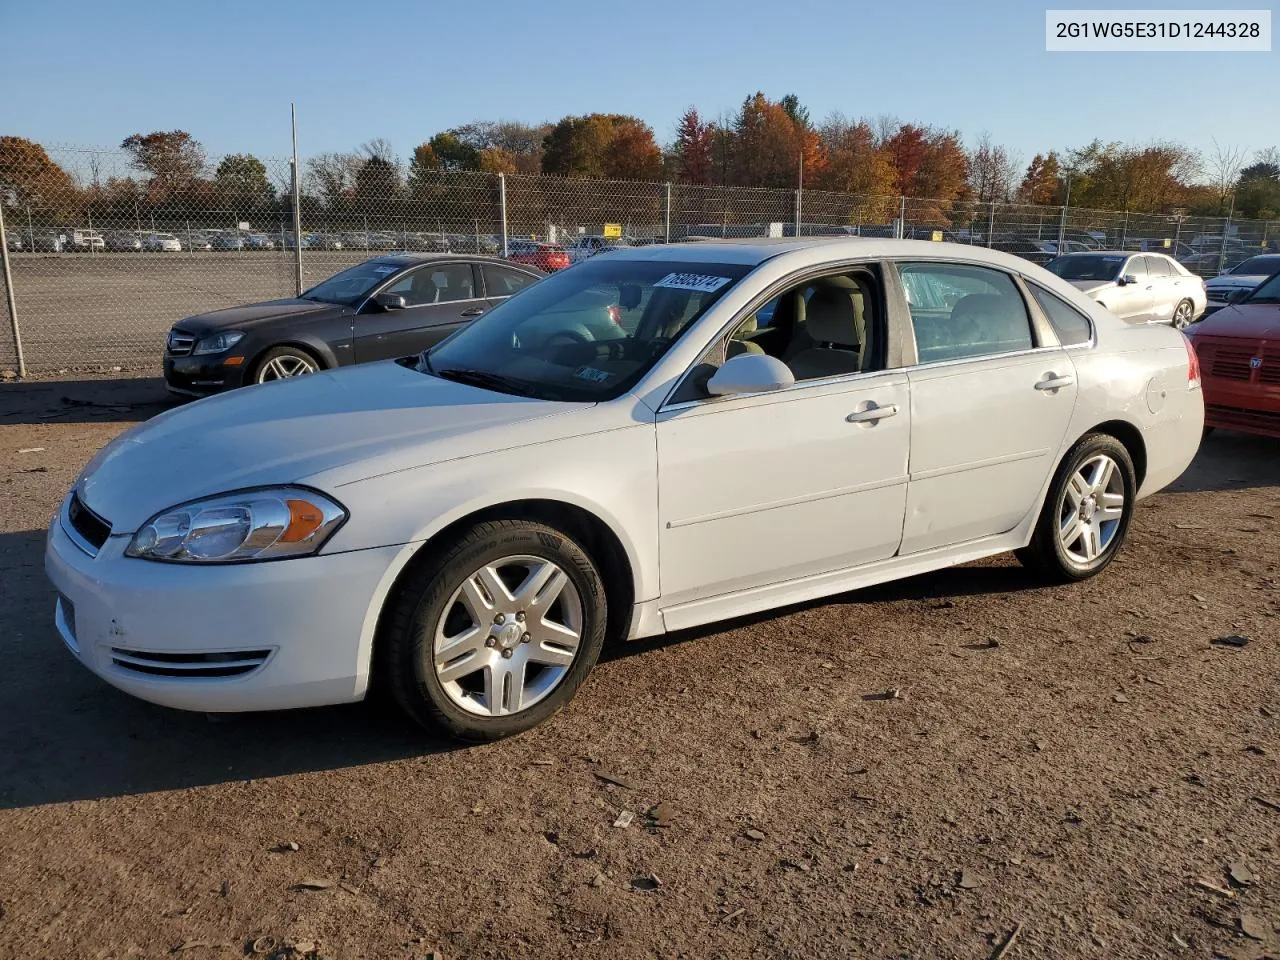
(805, 287), (859, 346)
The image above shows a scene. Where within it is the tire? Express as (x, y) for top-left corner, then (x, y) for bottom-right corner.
(1171, 299), (1194, 329)
(1202, 425), (1215, 440)
(382, 519), (607, 741)
(251, 345), (320, 384)
(1016, 432), (1137, 582)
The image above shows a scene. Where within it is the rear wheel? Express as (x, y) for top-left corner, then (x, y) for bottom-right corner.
(252, 346), (319, 384)
(1016, 433), (1136, 582)
(382, 519), (607, 741)
(1171, 299), (1194, 329)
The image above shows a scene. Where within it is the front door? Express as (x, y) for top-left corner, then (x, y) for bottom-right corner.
(896, 260), (1078, 554)
(355, 262), (483, 362)
(656, 373), (911, 611)
(1113, 256), (1155, 323)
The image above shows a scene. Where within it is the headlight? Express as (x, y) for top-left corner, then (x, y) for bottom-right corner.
(126, 487), (346, 563)
(192, 331), (245, 355)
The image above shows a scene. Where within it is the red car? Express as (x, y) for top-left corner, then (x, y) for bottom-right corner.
(507, 239), (571, 272)
(1187, 270), (1280, 438)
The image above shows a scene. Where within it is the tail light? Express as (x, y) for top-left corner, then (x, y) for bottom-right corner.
(1181, 331), (1201, 388)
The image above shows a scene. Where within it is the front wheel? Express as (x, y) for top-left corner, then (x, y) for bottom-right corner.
(382, 519), (607, 741)
(1171, 299), (1194, 329)
(1016, 433), (1136, 582)
(252, 346), (319, 384)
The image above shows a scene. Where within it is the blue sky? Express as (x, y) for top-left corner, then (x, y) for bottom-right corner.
(4, 0), (1273, 169)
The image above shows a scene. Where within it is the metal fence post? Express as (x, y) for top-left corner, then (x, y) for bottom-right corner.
(290, 104), (304, 297)
(986, 202), (996, 247)
(498, 173), (508, 258)
(663, 182), (671, 243)
(1219, 193), (1234, 274)
(794, 189), (802, 237)
(0, 201), (27, 377)
(1058, 204), (1067, 248)
(1173, 217), (1182, 253)
(1120, 210), (1129, 248)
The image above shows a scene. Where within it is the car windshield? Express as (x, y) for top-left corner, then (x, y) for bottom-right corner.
(1046, 255), (1125, 281)
(1245, 272), (1280, 303)
(302, 261), (401, 305)
(419, 257), (752, 401)
(1231, 256), (1280, 275)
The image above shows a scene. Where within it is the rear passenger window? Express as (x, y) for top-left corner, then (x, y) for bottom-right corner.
(1125, 258), (1148, 280)
(484, 264), (536, 298)
(898, 262), (1034, 363)
(1029, 284), (1093, 346)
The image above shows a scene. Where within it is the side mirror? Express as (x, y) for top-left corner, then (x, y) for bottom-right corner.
(706, 353), (795, 397)
(1120, 274), (1137, 286)
(1226, 288), (1251, 304)
(375, 293), (407, 310)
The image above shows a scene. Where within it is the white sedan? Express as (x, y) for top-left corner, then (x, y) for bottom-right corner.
(1046, 251), (1207, 328)
(46, 239), (1204, 740)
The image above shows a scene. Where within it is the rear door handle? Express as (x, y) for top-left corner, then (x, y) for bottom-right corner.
(461, 307), (485, 317)
(846, 402), (899, 423)
(1035, 374), (1075, 391)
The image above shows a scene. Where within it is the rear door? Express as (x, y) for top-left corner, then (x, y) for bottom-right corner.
(354, 262), (483, 362)
(896, 260), (1078, 554)
(481, 263), (540, 309)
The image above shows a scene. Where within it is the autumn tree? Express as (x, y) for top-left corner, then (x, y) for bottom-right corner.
(452, 120), (551, 174)
(306, 152), (360, 211)
(541, 114), (662, 180)
(214, 154), (274, 206)
(817, 115), (895, 197)
(672, 107), (714, 185)
(478, 147), (518, 174)
(1017, 152), (1061, 204)
(967, 132), (1020, 204)
(0, 136), (79, 216)
(121, 130), (205, 197)
(1205, 139), (1246, 212)
(881, 123), (967, 201)
(730, 92), (817, 189)
(1066, 140), (1199, 212)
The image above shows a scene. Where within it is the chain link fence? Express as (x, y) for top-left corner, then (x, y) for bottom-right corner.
(0, 144), (1274, 375)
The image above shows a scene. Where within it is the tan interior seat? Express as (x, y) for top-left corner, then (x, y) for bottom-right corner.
(786, 282), (866, 379)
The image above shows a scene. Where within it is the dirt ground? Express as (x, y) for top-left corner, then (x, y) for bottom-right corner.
(1, 375), (1277, 960)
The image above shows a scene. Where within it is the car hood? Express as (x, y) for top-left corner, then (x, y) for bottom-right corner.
(1188, 303), (1280, 340)
(1206, 274), (1268, 290)
(176, 298), (346, 333)
(1066, 279), (1118, 296)
(77, 361), (592, 533)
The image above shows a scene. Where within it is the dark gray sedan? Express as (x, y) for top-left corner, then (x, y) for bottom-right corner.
(163, 254), (543, 396)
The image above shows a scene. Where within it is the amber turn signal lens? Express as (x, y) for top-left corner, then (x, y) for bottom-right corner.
(223, 356), (244, 366)
(280, 499), (325, 543)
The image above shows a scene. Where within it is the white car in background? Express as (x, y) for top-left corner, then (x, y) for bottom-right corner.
(142, 232), (183, 252)
(1046, 251), (1206, 328)
(1203, 254), (1280, 315)
(46, 239), (1203, 741)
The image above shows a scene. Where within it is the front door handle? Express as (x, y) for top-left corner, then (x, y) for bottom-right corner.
(1035, 374), (1075, 391)
(846, 402), (900, 424)
(461, 307), (485, 317)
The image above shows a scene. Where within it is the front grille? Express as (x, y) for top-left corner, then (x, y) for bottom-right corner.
(66, 491), (111, 553)
(1259, 353), (1280, 385)
(167, 329), (196, 356)
(109, 648), (272, 679)
(1206, 403), (1280, 432)
(1211, 346), (1257, 381)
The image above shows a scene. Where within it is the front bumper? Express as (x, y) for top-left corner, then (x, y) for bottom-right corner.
(45, 497), (404, 713)
(163, 354), (248, 396)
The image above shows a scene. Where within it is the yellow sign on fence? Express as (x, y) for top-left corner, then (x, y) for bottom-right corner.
(931, 230), (943, 242)
(603, 223), (622, 239)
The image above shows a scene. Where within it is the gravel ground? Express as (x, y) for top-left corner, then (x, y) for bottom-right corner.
(0, 375), (1277, 960)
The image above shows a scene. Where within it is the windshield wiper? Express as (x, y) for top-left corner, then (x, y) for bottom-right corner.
(434, 367), (532, 396)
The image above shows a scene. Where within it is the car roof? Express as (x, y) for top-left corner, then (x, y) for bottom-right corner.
(365, 253), (528, 268)
(604, 236), (1062, 268)
(1053, 250), (1161, 257)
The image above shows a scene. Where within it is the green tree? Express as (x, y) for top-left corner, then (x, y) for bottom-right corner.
(214, 154), (275, 206)
(427, 132), (480, 171)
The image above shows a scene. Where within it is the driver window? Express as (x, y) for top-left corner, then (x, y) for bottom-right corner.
(1125, 258), (1148, 280)
(719, 268), (883, 382)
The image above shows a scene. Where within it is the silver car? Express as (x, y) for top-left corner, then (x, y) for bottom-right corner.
(1203, 254), (1280, 315)
(1046, 251), (1206, 328)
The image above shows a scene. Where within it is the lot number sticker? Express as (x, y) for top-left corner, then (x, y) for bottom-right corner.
(655, 273), (732, 293)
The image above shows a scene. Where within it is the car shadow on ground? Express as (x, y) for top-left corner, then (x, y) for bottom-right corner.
(0, 376), (176, 425)
(1166, 429), (1280, 494)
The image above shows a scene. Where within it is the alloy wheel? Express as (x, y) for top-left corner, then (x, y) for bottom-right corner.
(257, 354), (316, 382)
(432, 555), (583, 717)
(1172, 301), (1192, 328)
(1058, 454), (1125, 565)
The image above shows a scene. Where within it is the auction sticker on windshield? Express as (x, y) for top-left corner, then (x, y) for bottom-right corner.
(655, 273), (733, 293)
